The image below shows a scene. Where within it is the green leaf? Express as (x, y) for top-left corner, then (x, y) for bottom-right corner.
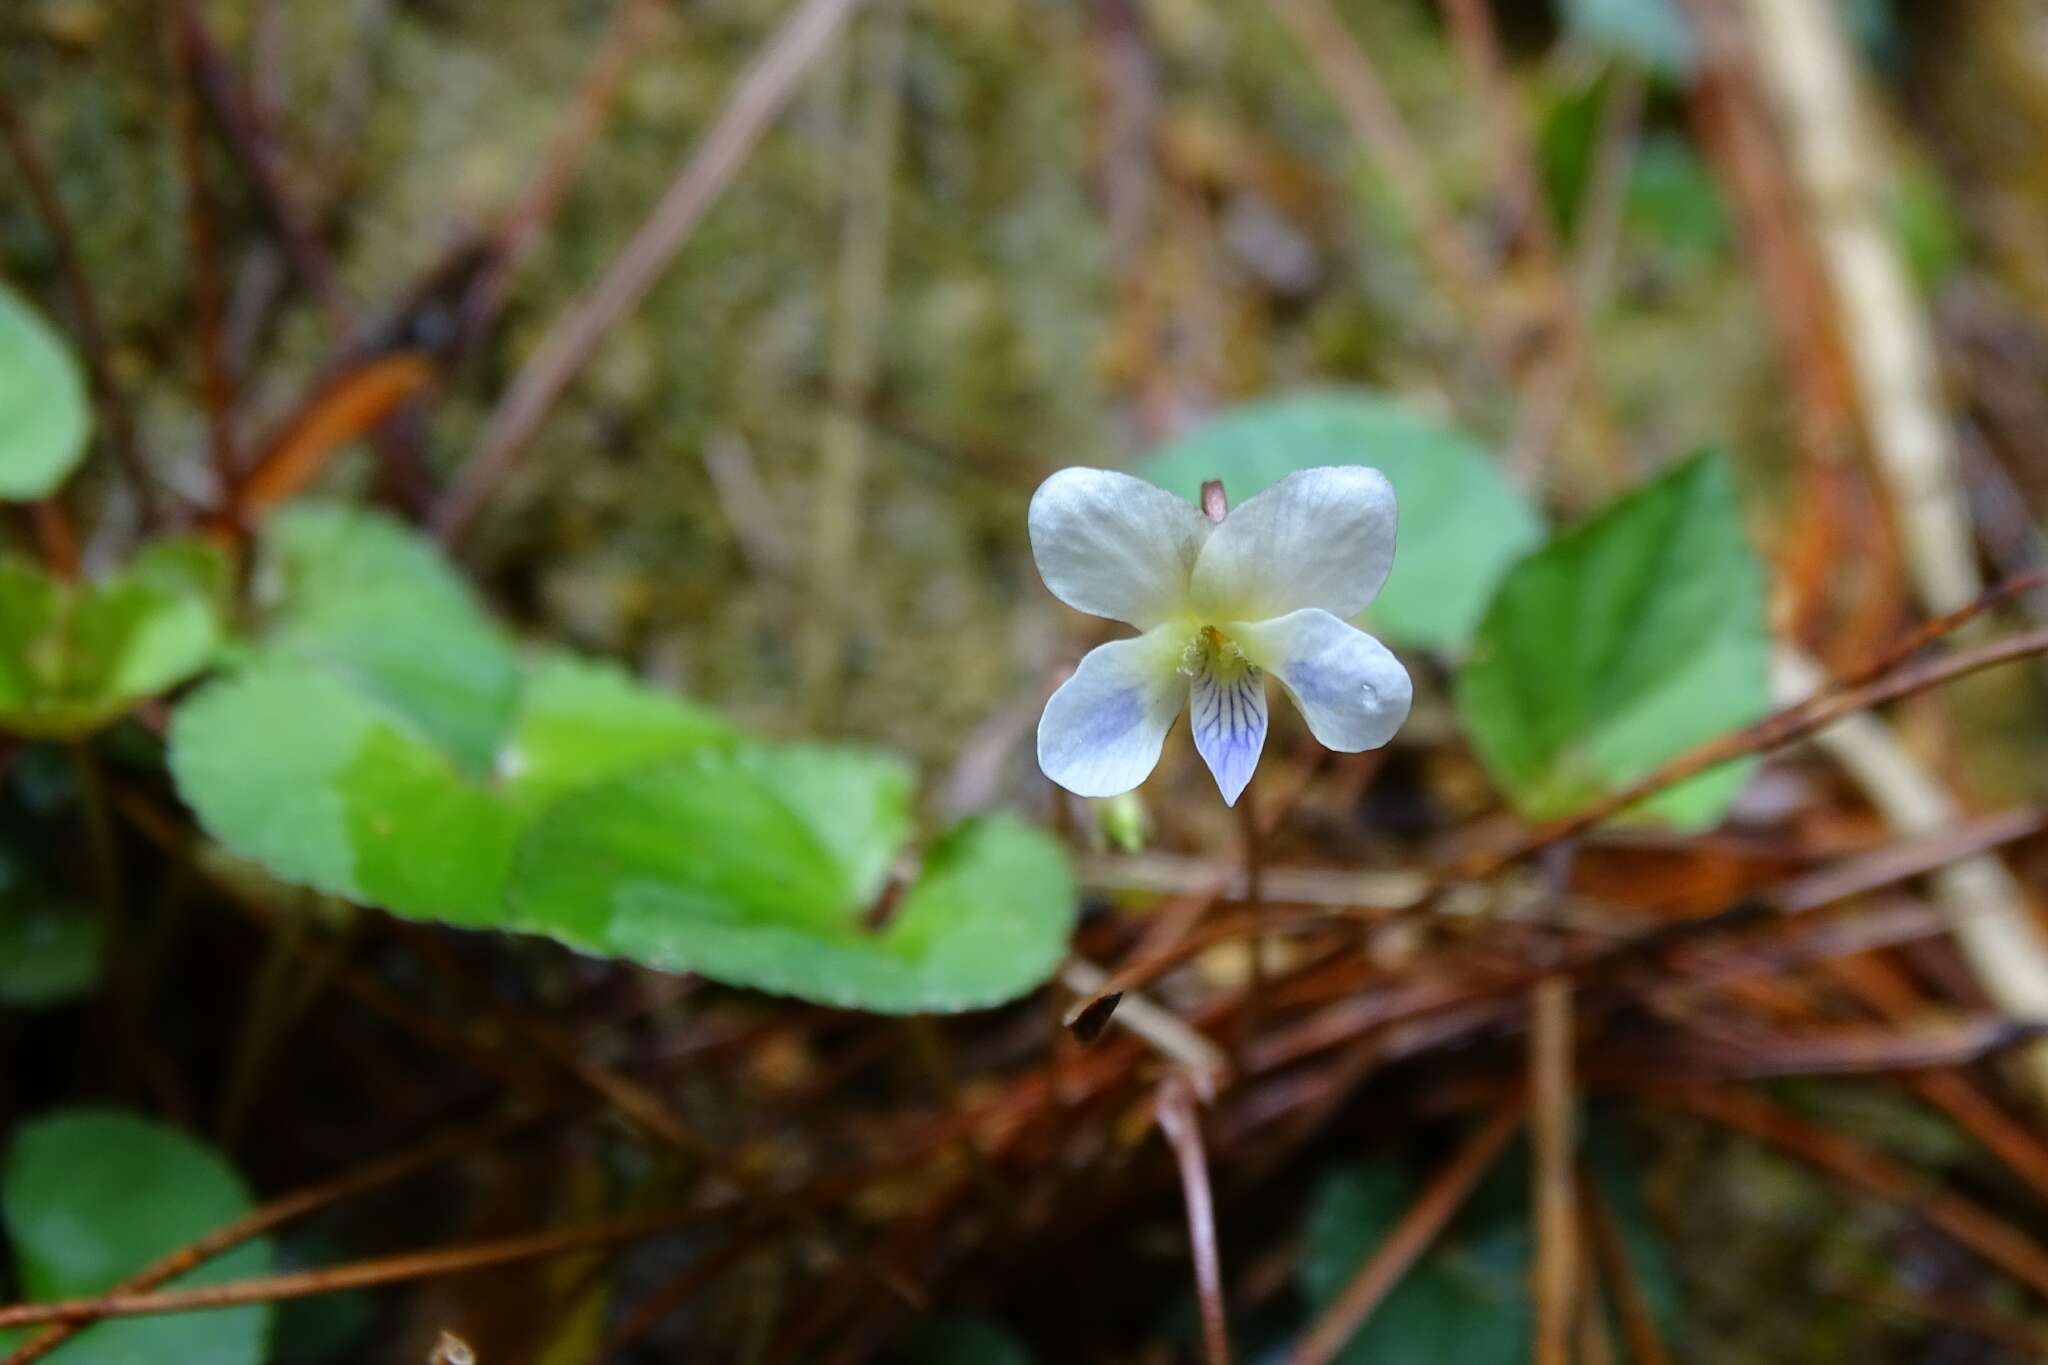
(0, 1109), (271, 1363)
(1562, 0), (1696, 80)
(169, 650), (735, 930)
(0, 539), (228, 739)
(1137, 391), (1543, 651)
(256, 504), (519, 775)
(0, 286), (89, 502)
(171, 502), (1061, 1013)
(169, 659), (517, 926)
(498, 653), (733, 816)
(510, 752), (1076, 1012)
(1455, 451), (1769, 828)
(1536, 70), (1614, 241)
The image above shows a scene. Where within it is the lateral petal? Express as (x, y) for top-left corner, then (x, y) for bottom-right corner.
(1234, 607), (1411, 752)
(1037, 628), (1189, 798)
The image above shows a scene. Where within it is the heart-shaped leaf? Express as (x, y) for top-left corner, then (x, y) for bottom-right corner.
(1454, 451), (1769, 829)
(0, 1109), (271, 1363)
(169, 659), (518, 926)
(1137, 391), (1543, 651)
(0, 287), (89, 501)
(497, 653), (732, 816)
(174, 507), (737, 929)
(0, 538), (229, 739)
(169, 651), (735, 930)
(168, 506), (1073, 1013)
(256, 504), (520, 775)
(510, 752), (1076, 1012)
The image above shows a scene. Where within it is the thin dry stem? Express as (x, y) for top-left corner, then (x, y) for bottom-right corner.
(1286, 1103), (1524, 1365)
(800, 0), (907, 725)
(435, 0), (869, 544)
(1157, 1076), (1232, 1365)
(1531, 978), (1576, 1365)
(3, 1110), (535, 1364)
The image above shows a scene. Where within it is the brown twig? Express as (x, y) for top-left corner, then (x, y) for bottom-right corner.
(1820, 951), (2048, 1202)
(1263, 0), (1509, 368)
(1530, 978), (1576, 1365)
(1774, 806), (2045, 913)
(1478, 617), (2048, 873)
(1579, 1173), (1673, 1365)
(1435, 0), (1624, 489)
(1815, 1275), (2048, 1357)
(594, 1235), (760, 1360)
(1648, 1082), (2048, 1298)
(170, 1), (350, 328)
(166, 0), (240, 497)
(1066, 744), (1324, 1030)
(461, 0), (660, 343)
(0, 91), (160, 521)
(433, 0), (870, 545)
(0, 1205), (731, 1331)
(1286, 1103), (1524, 1365)
(28, 501), (79, 578)
(1, 1108), (536, 1364)
(230, 354), (437, 525)
(1157, 1076), (1231, 1365)
(1835, 564), (2048, 688)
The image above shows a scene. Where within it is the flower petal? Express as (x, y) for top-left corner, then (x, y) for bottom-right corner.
(1189, 657), (1269, 807)
(1037, 628), (1189, 798)
(1029, 468), (1211, 627)
(1188, 466), (1396, 621)
(1235, 608), (1411, 752)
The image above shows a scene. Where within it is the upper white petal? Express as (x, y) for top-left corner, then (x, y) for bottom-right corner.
(1234, 608), (1411, 752)
(1188, 658), (1268, 807)
(1036, 628), (1189, 798)
(1188, 466), (1396, 621)
(1029, 468), (1210, 627)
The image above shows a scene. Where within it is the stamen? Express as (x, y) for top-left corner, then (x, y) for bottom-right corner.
(1182, 626), (1251, 681)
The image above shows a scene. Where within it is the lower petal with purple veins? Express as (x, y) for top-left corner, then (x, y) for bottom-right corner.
(1189, 657), (1269, 806)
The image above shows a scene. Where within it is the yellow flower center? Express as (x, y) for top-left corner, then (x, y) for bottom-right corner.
(1178, 624), (1253, 681)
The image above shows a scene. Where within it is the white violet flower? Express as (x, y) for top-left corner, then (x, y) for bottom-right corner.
(1031, 466), (1413, 806)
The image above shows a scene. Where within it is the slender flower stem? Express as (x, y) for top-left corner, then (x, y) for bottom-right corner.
(1237, 782), (1268, 1068)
